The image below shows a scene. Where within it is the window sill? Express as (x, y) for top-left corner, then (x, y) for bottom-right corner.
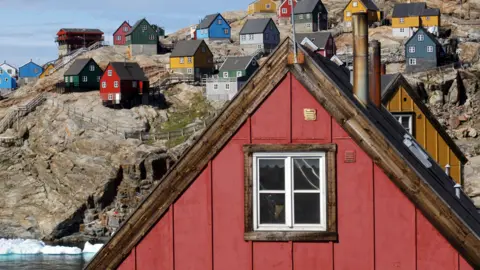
(244, 231), (338, 242)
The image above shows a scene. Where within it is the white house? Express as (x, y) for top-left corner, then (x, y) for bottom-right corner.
(239, 18), (280, 54)
(0, 61), (18, 78)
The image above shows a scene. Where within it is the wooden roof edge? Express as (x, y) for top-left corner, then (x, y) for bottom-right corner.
(293, 51), (480, 267)
(84, 38), (292, 270)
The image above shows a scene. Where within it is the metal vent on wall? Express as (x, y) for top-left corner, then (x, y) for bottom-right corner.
(344, 150), (356, 163)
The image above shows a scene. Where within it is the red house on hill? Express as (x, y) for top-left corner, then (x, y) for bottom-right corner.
(87, 15), (479, 270)
(113, 21), (132, 46)
(278, 0), (297, 23)
(99, 62), (149, 106)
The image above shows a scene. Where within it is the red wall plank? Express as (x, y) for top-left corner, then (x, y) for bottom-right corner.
(417, 210), (458, 270)
(117, 249), (135, 270)
(333, 138), (374, 270)
(291, 76), (331, 143)
(251, 73), (291, 143)
(459, 255), (474, 270)
(212, 123), (252, 270)
(293, 242), (333, 270)
(253, 242), (292, 270)
(233, 118), (251, 141)
(331, 118), (350, 139)
(136, 208), (173, 270)
(374, 165), (416, 270)
(173, 167), (212, 270)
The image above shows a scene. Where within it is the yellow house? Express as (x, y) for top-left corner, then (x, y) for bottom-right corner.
(391, 2), (440, 37)
(247, 0), (277, 15)
(40, 63), (55, 78)
(343, 0), (382, 27)
(169, 40), (214, 80)
(382, 73), (467, 185)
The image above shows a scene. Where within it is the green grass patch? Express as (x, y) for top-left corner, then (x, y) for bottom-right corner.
(161, 92), (212, 132)
(166, 135), (187, 148)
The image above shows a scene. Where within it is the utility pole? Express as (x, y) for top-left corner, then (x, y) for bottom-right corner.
(291, 0), (297, 63)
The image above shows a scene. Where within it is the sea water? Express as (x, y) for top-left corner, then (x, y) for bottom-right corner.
(0, 239), (103, 270)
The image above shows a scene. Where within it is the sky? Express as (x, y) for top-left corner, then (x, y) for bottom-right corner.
(0, 0), (250, 67)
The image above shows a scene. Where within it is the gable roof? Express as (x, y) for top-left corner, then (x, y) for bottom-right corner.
(406, 27), (442, 47)
(0, 62), (17, 70)
(296, 32), (332, 49)
(0, 67), (13, 78)
(170, 40), (206, 57)
(109, 62), (148, 81)
(239, 18), (276, 35)
(126, 18), (154, 36)
(64, 58), (93, 76)
(294, 0), (327, 14)
(86, 39), (480, 269)
(381, 73), (468, 165)
(219, 56), (256, 71)
(392, 2), (439, 17)
(343, 0), (379, 11)
(113, 21), (131, 35)
(197, 13), (229, 29)
(18, 61), (42, 70)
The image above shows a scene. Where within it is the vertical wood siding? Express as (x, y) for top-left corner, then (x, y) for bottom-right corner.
(116, 72), (475, 270)
(386, 86), (462, 183)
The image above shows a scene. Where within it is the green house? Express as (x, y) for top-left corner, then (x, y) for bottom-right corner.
(151, 24), (165, 38)
(125, 18), (158, 45)
(64, 58), (103, 90)
(218, 56), (259, 80)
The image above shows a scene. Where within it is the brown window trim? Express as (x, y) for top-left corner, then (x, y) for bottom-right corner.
(243, 144), (338, 242)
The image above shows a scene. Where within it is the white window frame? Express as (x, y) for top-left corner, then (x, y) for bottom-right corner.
(408, 46), (416, 53)
(400, 18), (405, 24)
(353, 1), (358, 7)
(89, 65), (95, 71)
(236, 71), (243, 77)
(266, 3), (271, 9)
(132, 81), (137, 87)
(82, 76), (88, 82)
(393, 114), (413, 134)
(217, 19), (222, 25)
(102, 81), (106, 88)
(114, 81), (119, 88)
(346, 11), (352, 17)
(70, 76), (73, 82)
(97, 76), (101, 82)
(241, 35), (246, 41)
(142, 25), (147, 31)
(4, 78), (8, 82)
(223, 72), (228, 78)
(124, 26), (129, 32)
(418, 34), (424, 41)
(426, 16), (430, 20)
(299, 14), (304, 19)
(306, 14), (311, 19)
(187, 57), (192, 63)
(400, 28), (405, 32)
(149, 34), (155, 40)
(427, 46), (434, 52)
(180, 57), (185, 64)
(0, 69), (3, 74)
(409, 58), (417, 65)
(187, 68), (193, 74)
(108, 94), (113, 100)
(108, 70), (112, 77)
(225, 83), (230, 90)
(116, 35), (122, 41)
(201, 47), (206, 53)
(213, 83), (218, 89)
(252, 152), (327, 231)
(224, 28), (229, 34)
(282, 8), (287, 14)
(306, 23), (312, 28)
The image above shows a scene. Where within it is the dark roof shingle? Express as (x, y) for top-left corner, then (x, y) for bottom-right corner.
(219, 56), (255, 71)
(239, 18), (274, 34)
(296, 32), (332, 49)
(60, 28), (103, 34)
(197, 13), (220, 29)
(392, 3), (439, 17)
(294, 0), (327, 14)
(64, 58), (93, 76)
(110, 62), (148, 81)
(170, 40), (205, 57)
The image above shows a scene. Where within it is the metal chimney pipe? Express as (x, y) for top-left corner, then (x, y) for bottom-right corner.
(369, 40), (381, 107)
(381, 63), (386, 75)
(352, 13), (369, 106)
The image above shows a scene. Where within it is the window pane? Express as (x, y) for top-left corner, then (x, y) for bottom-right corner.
(293, 158), (320, 190)
(401, 117), (410, 129)
(294, 193), (320, 224)
(259, 193), (285, 224)
(259, 159), (285, 190)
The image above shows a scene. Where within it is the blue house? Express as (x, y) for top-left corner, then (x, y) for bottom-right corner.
(196, 13), (231, 40)
(18, 60), (43, 78)
(405, 27), (444, 73)
(0, 67), (17, 91)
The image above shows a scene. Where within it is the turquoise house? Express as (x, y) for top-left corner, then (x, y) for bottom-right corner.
(0, 67), (17, 90)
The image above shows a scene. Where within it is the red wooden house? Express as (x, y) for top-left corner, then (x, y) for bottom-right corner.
(296, 32), (336, 58)
(278, 0), (297, 23)
(113, 21), (132, 46)
(87, 14), (480, 270)
(99, 62), (149, 107)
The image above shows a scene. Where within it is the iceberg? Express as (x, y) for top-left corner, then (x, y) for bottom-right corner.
(0, 238), (97, 256)
(82, 241), (104, 254)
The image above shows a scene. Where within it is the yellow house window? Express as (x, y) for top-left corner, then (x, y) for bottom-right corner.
(180, 57), (185, 64)
(426, 16), (430, 20)
(266, 4), (271, 9)
(188, 57), (192, 63)
(400, 18), (405, 23)
(347, 11), (352, 17)
(353, 1), (358, 7)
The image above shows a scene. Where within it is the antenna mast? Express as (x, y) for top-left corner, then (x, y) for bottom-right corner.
(291, 0), (297, 64)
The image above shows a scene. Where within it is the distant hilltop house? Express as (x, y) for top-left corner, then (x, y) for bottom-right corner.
(39, 63), (55, 79)
(190, 24), (198, 40)
(169, 40), (214, 80)
(343, 0), (381, 27)
(113, 21), (132, 46)
(126, 18), (159, 56)
(296, 31), (336, 58)
(206, 55), (259, 101)
(293, 0), (329, 33)
(0, 61), (18, 79)
(100, 62), (149, 107)
(239, 18), (280, 54)
(0, 67), (17, 91)
(247, 0), (277, 15)
(196, 13), (231, 40)
(63, 58), (103, 91)
(391, 2), (440, 37)
(381, 73), (467, 184)
(277, 0), (297, 24)
(18, 60), (43, 86)
(56, 28), (104, 58)
(151, 24), (166, 38)
(405, 27), (444, 72)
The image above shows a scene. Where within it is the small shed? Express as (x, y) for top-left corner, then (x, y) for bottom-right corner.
(113, 21), (132, 46)
(63, 58), (103, 90)
(278, 0), (297, 24)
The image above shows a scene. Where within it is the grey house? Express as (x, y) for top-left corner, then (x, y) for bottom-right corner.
(239, 18), (280, 54)
(293, 0), (328, 33)
(206, 56), (258, 101)
(405, 27), (444, 73)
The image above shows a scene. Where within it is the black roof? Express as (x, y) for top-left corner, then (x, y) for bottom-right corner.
(126, 18), (154, 36)
(60, 28), (103, 34)
(406, 27), (442, 47)
(380, 73), (399, 96)
(300, 45), (480, 239)
(110, 62), (148, 81)
(170, 40), (206, 57)
(113, 21), (131, 35)
(219, 56), (255, 71)
(294, 0), (328, 14)
(197, 13), (228, 29)
(64, 58), (95, 76)
(392, 2), (440, 18)
(296, 32), (332, 49)
(239, 18), (276, 35)
(342, 0), (379, 12)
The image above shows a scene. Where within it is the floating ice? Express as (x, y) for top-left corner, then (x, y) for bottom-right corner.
(0, 238), (92, 255)
(82, 241), (103, 254)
